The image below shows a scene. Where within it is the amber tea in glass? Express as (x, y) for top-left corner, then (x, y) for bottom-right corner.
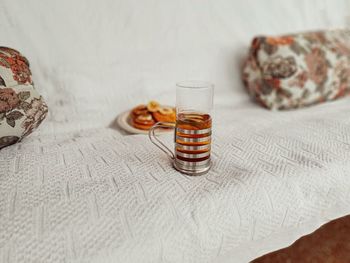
(175, 113), (211, 160)
(149, 81), (214, 176)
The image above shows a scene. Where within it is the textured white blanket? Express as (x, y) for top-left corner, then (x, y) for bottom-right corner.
(1, 96), (350, 263)
(1, 0), (350, 262)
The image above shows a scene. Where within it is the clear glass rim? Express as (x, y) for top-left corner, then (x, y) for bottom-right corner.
(176, 80), (214, 89)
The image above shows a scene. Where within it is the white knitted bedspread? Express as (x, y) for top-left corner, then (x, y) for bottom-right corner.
(1, 97), (350, 263)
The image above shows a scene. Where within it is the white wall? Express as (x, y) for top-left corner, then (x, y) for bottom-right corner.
(0, 0), (349, 127)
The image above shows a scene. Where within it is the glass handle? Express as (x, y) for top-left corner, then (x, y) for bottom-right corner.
(148, 122), (176, 160)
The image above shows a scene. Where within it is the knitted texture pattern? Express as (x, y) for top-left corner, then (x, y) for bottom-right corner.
(1, 98), (350, 263)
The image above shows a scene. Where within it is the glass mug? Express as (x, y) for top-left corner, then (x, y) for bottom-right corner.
(149, 81), (214, 176)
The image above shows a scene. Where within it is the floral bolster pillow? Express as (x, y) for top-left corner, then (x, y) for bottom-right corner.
(242, 29), (350, 110)
(0, 47), (48, 149)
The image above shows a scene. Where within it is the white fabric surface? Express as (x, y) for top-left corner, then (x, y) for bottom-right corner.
(1, 1), (350, 262)
(2, 98), (350, 263)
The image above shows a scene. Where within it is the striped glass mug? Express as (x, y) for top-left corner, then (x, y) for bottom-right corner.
(149, 81), (214, 176)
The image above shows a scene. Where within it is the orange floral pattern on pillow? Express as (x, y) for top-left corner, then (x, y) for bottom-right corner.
(242, 30), (350, 110)
(0, 88), (20, 113)
(0, 47), (32, 85)
(0, 47), (47, 149)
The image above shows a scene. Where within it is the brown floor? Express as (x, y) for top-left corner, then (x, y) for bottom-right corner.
(252, 215), (350, 263)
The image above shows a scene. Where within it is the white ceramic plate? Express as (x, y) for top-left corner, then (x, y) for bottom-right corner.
(117, 110), (174, 135)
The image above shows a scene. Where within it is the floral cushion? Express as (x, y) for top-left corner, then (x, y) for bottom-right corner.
(0, 47), (48, 149)
(242, 29), (350, 110)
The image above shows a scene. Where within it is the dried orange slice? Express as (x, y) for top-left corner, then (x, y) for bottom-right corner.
(147, 101), (160, 112)
(131, 104), (148, 117)
(159, 106), (174, 115)
(153, 110), (176, 122)
(134, 114), (155, 126)
(131, 120), (154, 130)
